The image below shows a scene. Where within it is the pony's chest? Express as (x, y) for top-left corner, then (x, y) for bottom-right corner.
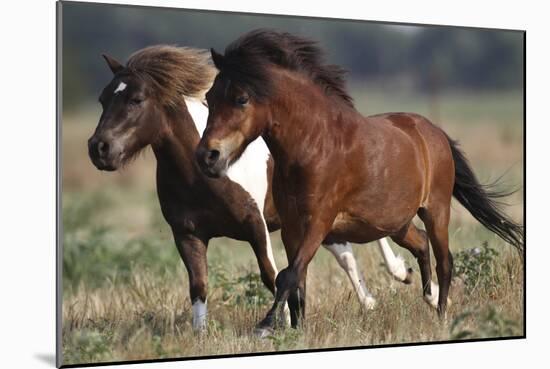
(158, 194), (235, 238)
(156, 186), (201, 227)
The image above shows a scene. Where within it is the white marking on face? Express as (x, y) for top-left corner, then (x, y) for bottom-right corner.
(114, 82), (127, 94)
(192, 299), (207, 332)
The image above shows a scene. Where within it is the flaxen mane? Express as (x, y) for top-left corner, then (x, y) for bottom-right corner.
(211, 29), (354, 108)
(126, 45), (216, 107)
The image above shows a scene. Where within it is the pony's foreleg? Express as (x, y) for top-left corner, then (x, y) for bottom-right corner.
(260, 219), (291, 326)
(256, 219), (329, 335)
(174, 234), (209, 333)
(323, 243), (376, 310)
(376, 238), (414, 284)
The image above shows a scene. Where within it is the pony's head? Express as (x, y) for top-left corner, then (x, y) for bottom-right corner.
(196, 29), (353, 177)
(88, 54), (159, 171)
(89, 46), (215, 171)
(195, 47), (272, 177)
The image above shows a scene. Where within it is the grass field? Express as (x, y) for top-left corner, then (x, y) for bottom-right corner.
(61, 89), (524, 365)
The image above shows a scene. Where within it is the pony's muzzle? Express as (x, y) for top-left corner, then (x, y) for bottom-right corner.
(204, 149), (220, 167)
(88, 135), (120, 171)
(196, 144), (226, 178)
(96, 140), (109, 157)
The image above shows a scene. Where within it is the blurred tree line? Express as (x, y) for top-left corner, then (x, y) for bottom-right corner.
(61, 2), (523, 110)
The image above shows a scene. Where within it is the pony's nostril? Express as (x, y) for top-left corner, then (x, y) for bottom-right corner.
(206, 149), (220, 165)
(97, 141), (109, 156)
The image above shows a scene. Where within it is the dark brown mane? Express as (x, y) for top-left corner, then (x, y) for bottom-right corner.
(212, 29), (354, 108)
(126, 45), (216, 107)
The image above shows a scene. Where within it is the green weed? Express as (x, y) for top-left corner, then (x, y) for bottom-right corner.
(453, 242), (499, 292)
(450, 306), (521, 340)
(267, 328), (302, 351)
(209, 264), (272, 308)
(63, 329), (113, 364)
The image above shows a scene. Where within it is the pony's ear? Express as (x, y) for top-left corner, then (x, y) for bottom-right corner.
(102, 53), (124, 74)
(210, 48), (224, 69)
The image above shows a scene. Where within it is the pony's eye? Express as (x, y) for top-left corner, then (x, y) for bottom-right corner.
(235, 95), (249, 106)
(129, 98), (143, 106)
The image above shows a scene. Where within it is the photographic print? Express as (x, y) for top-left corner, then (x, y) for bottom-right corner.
(57, 1), (525, 366)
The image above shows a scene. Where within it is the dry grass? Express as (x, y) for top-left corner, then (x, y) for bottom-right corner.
(62, 236), (524, 364)
(61, 90), (524, 366)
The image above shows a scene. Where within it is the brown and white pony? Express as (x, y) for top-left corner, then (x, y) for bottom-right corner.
(196, 30), (524, 334)
(87, 45), (412, 332)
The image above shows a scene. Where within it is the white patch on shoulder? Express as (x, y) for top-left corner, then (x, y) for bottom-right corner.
(226, 137), (270, 213)
(184, 95), (270, 213)
(113, 82), (127, 94)
(184, 97), (209, 136)
(186, 95), (269, 211)
(192, 299), (207, 332)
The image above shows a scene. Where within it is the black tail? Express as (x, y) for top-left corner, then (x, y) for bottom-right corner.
(447, 136), (524, 252)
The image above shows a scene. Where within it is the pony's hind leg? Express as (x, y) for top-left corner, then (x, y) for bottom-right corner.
(376, 238), (414, 284)
(323, 242), (377, 310)
(418, 206), (453, 318)
(390, 223), (437, 308)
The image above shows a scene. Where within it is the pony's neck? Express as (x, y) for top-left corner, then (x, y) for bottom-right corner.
(263, 70), (352, 165)
(152, 98), (206, 184)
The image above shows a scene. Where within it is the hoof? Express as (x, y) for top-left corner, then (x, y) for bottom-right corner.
(192, 322), (207, 335)
(283, 304), (291, 327)
(423, 281), (440, 309)
(254, 326), (275, 339)
(437, 309), (449, 323)
(363, 296), (377, 310)
(389, 256), (413, 284)
(192, 327), (207, 336)
(424, 293), (439, 310)
(401, 267), (414, 285)
(423, 282), (452, 310)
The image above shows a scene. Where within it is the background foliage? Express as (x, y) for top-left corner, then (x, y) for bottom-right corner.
(62, 2), (523, 111)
